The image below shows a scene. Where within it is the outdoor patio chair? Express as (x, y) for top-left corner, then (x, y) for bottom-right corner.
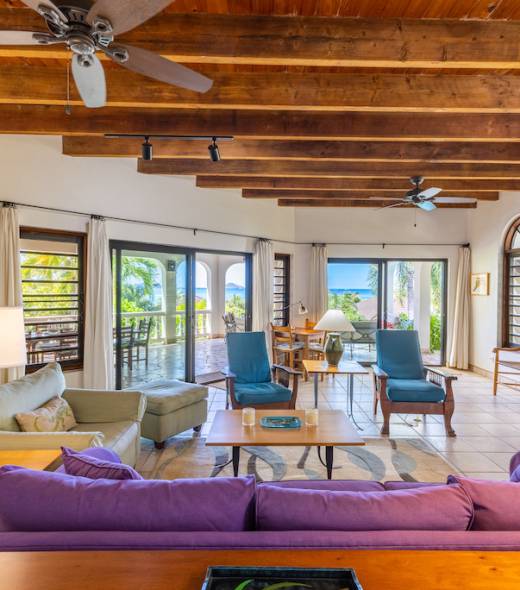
(224, 331), (300, 409)
(372, 329), (456, 437)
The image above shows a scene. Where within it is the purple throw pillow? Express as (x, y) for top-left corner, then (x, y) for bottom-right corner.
(384, 481), (444, 491)
(256, 484), (473, 532)
(61, 447), (142, 480)
(511, 465), (520, 483)
(510, 452), (520, 478)
(261, 480), (384, 492)
(448, 475), (520, 530)
(0, 466), (256, 533)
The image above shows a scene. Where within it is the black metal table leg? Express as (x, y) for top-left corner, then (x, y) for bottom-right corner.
(232, 446), (240, 477)
(325, 445), (334, 479)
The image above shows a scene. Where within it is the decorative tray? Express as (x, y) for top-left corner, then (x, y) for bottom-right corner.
(202, 566), (363, 589)
(259, 416), (301, 429)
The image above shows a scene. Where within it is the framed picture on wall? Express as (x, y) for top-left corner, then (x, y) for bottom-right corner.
(471, 272), (489, 296)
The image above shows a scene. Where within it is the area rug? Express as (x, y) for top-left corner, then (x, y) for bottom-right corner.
(140, 437), (458, 483)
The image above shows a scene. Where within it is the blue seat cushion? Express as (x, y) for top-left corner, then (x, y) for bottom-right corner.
(386, 379), (445, 403)
(234, 382), (292, 406)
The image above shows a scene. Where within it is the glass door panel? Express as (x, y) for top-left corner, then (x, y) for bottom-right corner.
(383, 260), (447, 366)
(194, 252), (252, 381)
(113, 244), (191, 389)
(327, 260), (381, 364)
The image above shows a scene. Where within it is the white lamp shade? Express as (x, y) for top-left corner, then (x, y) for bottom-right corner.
(314, 309), (355, 333)
(0, 307), (27, 369)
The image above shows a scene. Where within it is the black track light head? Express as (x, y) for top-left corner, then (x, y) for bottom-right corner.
(208, 137), (221, 162)
(142, 137), (153, 161)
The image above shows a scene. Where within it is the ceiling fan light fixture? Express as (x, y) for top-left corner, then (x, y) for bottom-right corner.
(208, 137), (221, 162)
(142, 137), (153, 161)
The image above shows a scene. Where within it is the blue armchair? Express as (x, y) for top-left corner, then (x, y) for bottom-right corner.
(372, 330), (456, 437)
(224, 331), (300, 409)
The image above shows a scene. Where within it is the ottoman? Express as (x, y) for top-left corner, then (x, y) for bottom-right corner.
(138, 380), (208, 449)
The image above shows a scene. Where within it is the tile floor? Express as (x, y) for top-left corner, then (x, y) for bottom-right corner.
(197, 369), (519, 481)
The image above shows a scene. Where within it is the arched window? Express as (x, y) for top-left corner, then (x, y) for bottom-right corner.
(503, 217), (520, 346)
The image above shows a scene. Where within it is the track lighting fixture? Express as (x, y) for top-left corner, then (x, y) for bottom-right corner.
(105, 134), (233, 161)
(208, 137), (221, 162)
(141, 136), (153, 161)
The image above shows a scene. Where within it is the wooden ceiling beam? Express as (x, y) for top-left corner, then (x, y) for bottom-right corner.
(3, 9), (520, 70)
(4, 106), (520, 140)
(63, 137), (520, 164)
(6, 65), (520, 112)
(196, 176), (515, 191)
(138, 158), (520, 179)
(242, 189), (498, 201)
(277, 199), (477, 208)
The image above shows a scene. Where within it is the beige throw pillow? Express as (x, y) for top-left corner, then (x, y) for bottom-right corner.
(15, 396), (77, 432)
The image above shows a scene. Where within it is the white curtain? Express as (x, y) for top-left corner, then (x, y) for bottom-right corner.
(449, 246), (471, 370)
(83, 218), (114, 389)
(0, 204), (24, 383)
(309, 244), (328, 322)
(252, 239), (274, 344)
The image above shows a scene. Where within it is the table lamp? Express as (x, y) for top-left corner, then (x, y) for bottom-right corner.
(314, 309), (355, 366)
(0, 307), (27, 370)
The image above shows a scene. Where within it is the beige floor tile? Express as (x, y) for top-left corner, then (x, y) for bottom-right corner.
(483, 452), (514, 471)
(462, 472), (510, 481)
(442, 452), (505, 473)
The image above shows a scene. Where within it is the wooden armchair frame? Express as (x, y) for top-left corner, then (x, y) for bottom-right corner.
(224, 364), (300, 410)
(493, 347), (520, 395)
(372, 365), (457, 437)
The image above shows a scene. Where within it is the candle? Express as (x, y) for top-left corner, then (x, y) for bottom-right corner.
(242, 407), (256, 426)
(305, 408), (319, 427)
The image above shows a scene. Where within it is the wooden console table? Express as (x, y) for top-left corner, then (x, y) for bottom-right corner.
(1, 549), (518, 590)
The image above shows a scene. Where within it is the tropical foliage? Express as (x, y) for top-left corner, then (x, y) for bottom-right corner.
(328, 291), (362, 321)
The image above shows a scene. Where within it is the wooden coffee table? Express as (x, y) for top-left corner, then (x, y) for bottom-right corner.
(303, 359), (369, 429)
(2, 549), (519, 590)
(206, 409), (364, 479)
(0, 450), (61, 471)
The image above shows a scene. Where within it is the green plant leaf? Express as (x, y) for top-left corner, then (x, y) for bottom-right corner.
(233, 580), (253, 590)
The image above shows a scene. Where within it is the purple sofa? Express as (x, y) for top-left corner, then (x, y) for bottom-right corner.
(1, 450), (520, 552)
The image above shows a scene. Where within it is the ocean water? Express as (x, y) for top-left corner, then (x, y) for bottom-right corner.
(196, 287), (245, 301)
(329, 288), (374, 301)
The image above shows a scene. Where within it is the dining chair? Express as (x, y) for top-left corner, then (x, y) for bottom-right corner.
(271, 324), (305, 370)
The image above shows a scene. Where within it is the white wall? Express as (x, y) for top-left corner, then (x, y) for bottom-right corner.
(468, 192), (520, 373)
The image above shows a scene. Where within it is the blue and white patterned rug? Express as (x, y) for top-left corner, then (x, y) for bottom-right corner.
(141, 436), (458, 483)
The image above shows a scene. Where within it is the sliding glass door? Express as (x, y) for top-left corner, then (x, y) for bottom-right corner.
(327, 259), (382, 364)
(112, 241), (252, 389)
(112, 242), (193, 389)
(327, 258), (447, 366)
(383, 260), (447, 365)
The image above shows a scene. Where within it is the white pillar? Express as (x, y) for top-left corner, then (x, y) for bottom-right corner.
(416, 261), (433, 351)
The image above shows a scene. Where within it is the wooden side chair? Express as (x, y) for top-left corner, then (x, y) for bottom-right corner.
(372, 329), (457, 437)
(492, 347), (520, 395)
(224, 331), (300, 410)
(271, 324), (305, 370)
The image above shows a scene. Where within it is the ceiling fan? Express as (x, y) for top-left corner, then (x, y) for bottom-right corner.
(0, 0), (213, 108)
(380, 176), (477, 211)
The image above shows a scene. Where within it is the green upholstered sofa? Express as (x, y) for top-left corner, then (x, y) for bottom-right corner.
(0, 363), (146, 467)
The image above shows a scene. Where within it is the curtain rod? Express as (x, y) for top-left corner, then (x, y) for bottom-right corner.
(3, 200), (467, 248)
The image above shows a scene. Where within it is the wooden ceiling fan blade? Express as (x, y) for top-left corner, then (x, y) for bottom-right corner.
(86, 0), (175, 36)
(418, 187), (442, 199)
(21, 0), (66, 20)
(112, 44), (213, 93)
(0, 31), (43, 45)
(71, 54), (107, 109)
(417, 201), (437, 212)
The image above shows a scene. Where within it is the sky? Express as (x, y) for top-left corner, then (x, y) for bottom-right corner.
(328, 263), (374, 290)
